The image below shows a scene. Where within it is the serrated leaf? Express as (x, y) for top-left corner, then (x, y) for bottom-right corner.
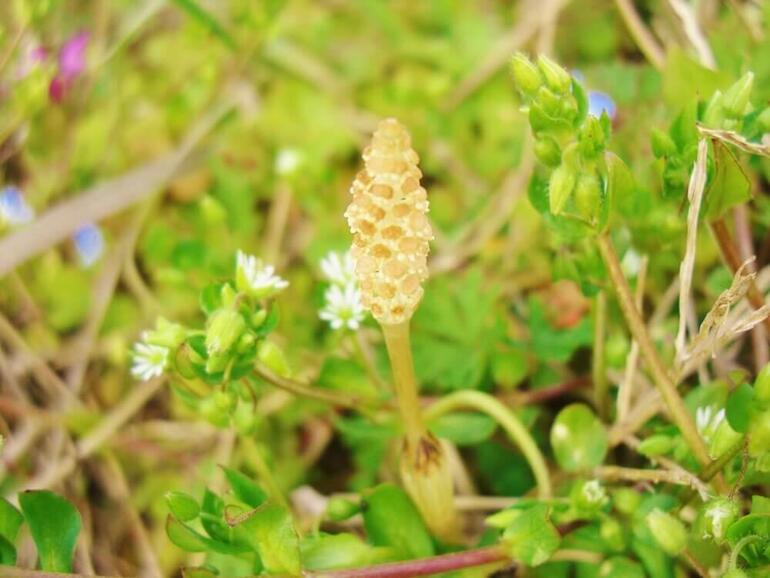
(236, 503), (301, 575)
(501, 504), (560, 566)
(19, 490), (81, 573)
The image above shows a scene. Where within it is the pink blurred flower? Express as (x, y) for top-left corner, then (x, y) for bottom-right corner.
(50, 31), (90, 103)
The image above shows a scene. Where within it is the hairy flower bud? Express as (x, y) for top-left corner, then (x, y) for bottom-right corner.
(722, 72), (754, 118)
(510, 53), (542, 97)
(537, 55), (572, 94)
(345, 118), (433, 326)
(646, 509), (687, 555)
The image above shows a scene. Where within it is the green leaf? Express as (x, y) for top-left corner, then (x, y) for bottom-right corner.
(703, 140), (751, 219)
(236, 503), (301, 575)
(181, 567), (219, 578)
(166, 491), (201, 522)
(301, 533), (390, 570)
(222, 468), (268, 508)
(501, 504), (561, 566)
(0, 499), (23, 544)
(491, 348), (528, 390)
(19, 490), (81, 573)
(551, 403), (608, 471)
(362, 484), (434, 559)
(171, 0), (237, 50)
(200, 283), (224, 315)
(317, 357), (377, 396)
(662, 48), (732, 108)
(528, 298), (593, 362)
(428, 412), (497, 446)
(0, 535), (16, 565)
(166, 516), (247, 555)
(726, 383), (754, 434)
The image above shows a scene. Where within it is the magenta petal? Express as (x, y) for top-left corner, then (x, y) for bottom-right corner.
(59, 31), (90, 78)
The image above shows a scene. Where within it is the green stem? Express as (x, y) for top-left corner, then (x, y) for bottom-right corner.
(381, 322), (426, 444)
(425, 389), (552, 498)
(593, 290), (609, 420)
(730, 535), (761, 570)
(597, 233), (715, 473)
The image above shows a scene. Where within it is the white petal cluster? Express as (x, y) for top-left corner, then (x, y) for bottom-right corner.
(696, 405), (725, 442)
(703, 501), (732, 540)
(319, 251), (366, 331)
(236, 250), (289, 298)
(131, 341), (169, 381)
(582, 479), (608, 506)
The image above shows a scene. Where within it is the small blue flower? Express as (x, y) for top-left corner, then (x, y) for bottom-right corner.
(73, 223), (104, 267)
(588, 91), (617, 120)
(0, 186), (35, 226)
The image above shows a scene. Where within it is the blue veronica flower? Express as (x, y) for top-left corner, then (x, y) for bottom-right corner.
(73, 223), (104, 267)
(0, 186), (35, 226)
(588, 91), (617, 120)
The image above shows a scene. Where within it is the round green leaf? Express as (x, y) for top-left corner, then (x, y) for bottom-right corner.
(550, 403), (608, 471)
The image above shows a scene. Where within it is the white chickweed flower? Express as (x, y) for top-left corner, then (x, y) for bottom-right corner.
(235, 250), (289, 298)
(131, 342), (169, 381)
(696, 406), (725, 442)
(320, 283), (366, 331)
(320, 250), (357, 287)
(582, 479), (608, 506)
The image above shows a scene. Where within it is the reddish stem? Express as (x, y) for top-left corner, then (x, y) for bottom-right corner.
(306, 546), (510, 578)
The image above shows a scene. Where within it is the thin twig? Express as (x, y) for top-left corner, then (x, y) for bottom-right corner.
(597, 233), (715, 473)
(613, 0), (666, 70)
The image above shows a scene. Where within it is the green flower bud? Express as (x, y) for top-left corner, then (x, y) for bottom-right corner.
(537, 55), (572, 94)
(646, 509), (687, 556)
(198, 396), (230, 428)
(579, 116), (606, 159)
(700, 498), (739, 543)
(251, 309), (268, 328)
(257, 340), (291, 377)
(213, 390), (237, 413)
(754, 363), (770, 405)
(749, 409), (770, 457)
(722, 72), (754, 118)
(220, 283), (239, 308)
(174, 344), (199, 379)
(534, 136), (562, 167)
(703, 90), (726, 128)
(651, 128), (677, 158)
(572, 479), (609, 512)
(510, 53), (542, 97)
(200, 195), (227, 225)
(600, 517), (625, 551)
(232, 398), (258, 434)
(710, 419), (744, 459)
(613, 488), (640, 515)
(549, 163), (577, 215)
(537, 86), (563, 119)
(637, 434), (676, 457)
(145, 317), (187, 349)
(757, 107), (770, 132)
(326, 497), (360, 522)
(206, 309), (247, 357)
(236, 333), (256, 354)
(574, 172), (602, 221)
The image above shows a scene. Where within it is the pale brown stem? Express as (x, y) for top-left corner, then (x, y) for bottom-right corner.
(597, 234), (714, 472)
(711, 217), (770, 333)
